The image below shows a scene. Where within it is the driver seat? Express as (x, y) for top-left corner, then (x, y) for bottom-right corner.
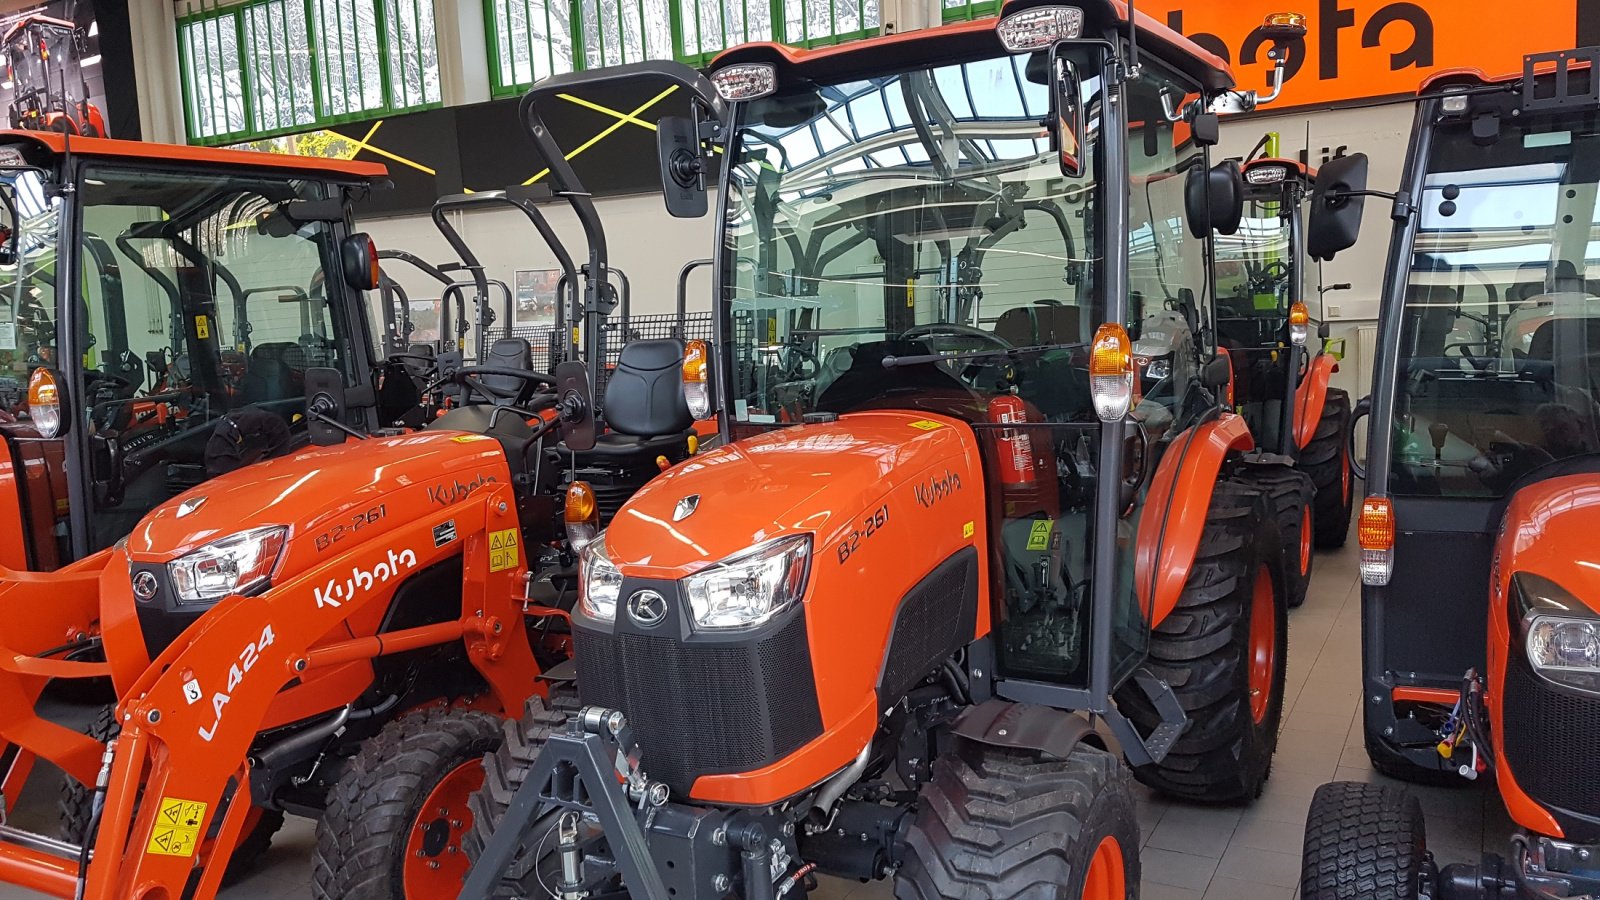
(480, 338), (536, 406)
(579, 338), (695, 459)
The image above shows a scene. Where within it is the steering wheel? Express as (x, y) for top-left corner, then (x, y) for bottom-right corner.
(447, 365), (556, 407)
(901, 322), (1013, 352)
(768, 344), (820, 381)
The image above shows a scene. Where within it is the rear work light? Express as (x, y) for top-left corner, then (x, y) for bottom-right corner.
(683, 339), (712, 420)
(996, 6), (1083, 52)
(1089, 323), (1133, 422)
(1288, 302), (1310, 345)
(711, 64), (776, 102)
(1358, 496), (1395, 586)
(1246, 164), (1289, 185)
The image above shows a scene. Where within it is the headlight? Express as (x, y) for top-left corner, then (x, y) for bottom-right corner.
(167, 526), (286, 605)
(684, 535), (811, 631)
(578, 533), (623, 622)
(1515, 572), (1600, 694)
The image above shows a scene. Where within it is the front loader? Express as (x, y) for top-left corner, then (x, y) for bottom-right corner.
(1299, 48), (1600, 900)
(461, 4), (1339, 898)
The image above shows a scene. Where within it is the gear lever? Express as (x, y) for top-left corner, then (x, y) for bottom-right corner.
(1429, 421), (1450, 462)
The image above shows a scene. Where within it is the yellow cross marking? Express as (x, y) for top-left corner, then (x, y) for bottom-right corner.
(339, 120), (439, 176)
(557, 92), (659, 130)
(522, 84), (681, 185)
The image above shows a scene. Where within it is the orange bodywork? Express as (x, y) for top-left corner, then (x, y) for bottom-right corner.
(1135, 414), (1254, 627)
(603, 411), (988, 805)
(0, 427), (65, 571)
(1485, 474), (1600, 838)
(0, 430), (544, 898)
(0, 130), (388, 181)
(1292, 353), (1338, 451)
(0, 436), (27, 569)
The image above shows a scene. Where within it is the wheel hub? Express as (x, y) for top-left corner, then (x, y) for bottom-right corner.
(1248, 564), (1278, 724)
(402, 761), (484, 894)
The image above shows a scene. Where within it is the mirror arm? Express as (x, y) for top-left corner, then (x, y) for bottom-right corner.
(1159, 90), (1190, 123)
(1329, 189), (1397, 202)
(1256, 59), (1288, 105)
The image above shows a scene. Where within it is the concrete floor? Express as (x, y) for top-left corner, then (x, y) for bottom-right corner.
(0, 523), (1517, 899)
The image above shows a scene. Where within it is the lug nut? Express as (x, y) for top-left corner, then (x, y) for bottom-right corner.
(712, 874), (731, 892)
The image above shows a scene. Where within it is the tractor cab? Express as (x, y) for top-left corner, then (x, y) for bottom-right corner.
(1299, 48), (1600, 900)
(3, 15), (103, 137)
(0, 132), (388, 571)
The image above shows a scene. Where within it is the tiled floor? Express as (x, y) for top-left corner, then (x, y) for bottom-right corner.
(0, 524), (1516, 899)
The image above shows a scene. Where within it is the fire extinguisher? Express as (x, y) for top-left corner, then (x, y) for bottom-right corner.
(989, 390), (1036, 486)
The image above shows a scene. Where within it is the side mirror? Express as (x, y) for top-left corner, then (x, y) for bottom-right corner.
(340, 233), (380, 291)
(553, 360), (597, 452)
(657, 116), (708, 219)
(1201, 353), (1233, 390)
(1307, 152), (1369, 261)
(1185, 160), (1243, 238)
(1050, 47), (1084, 178)
(303, 367), (348, 447)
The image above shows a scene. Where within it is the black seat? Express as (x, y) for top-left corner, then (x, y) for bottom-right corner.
(479, 338), (535, 406)
(815, 339), (974, 414)
(582, 338), (694, 458)
(240, 342), (297, 404)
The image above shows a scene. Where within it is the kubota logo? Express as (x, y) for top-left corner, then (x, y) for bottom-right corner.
(915, 470), (962, 508)
(427, 474), (497, 507)
(314, 548), (418, 609)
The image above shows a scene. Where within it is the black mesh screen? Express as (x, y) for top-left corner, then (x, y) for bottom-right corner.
(1503, 652), (1600, 819)
(573, 607), (822, 796)
(879, 548), (979, 703)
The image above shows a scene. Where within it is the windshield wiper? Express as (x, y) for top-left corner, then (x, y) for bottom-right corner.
(882, 342), (1087, 368)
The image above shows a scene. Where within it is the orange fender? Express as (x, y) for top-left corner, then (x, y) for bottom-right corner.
(1293, 353), (1338, 450)
(1135, 414), (1254, 628)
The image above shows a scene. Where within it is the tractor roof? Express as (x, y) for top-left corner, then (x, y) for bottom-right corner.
(1419, 56), (1595, 95)
(2, 14), (75, 41)
(0, 130), (388, 181)
(712, 0), (1235, 93)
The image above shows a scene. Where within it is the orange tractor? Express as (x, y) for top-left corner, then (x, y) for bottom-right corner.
(1299, 49), (1600, 900)
(0, 129), (701, 900)
(1214, 140), (1359, 607)
(3, 14), (105, 138)
(462, 3), (1338, 898)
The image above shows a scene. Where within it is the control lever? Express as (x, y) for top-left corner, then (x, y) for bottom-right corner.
(1429, 421), (1450, 462)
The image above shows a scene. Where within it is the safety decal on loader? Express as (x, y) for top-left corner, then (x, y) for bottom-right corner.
(489, 528), (520, 573)
(146, 797), (208, 857)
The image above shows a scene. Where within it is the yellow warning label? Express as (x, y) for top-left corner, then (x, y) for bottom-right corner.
(962, 521), (975, 539)
(146, 796), (207, 857)
(1026, 520), (1054, 551)
(908, 420), (943, 431)
(488, 528), (520, 573)
(194, 316), (210, 340)
(451, 434), (492, 443)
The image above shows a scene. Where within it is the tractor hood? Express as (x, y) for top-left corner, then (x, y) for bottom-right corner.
(605, 411), (980, 578)
(125, 431), (512, 563)
(1499, 471), (1600, 617)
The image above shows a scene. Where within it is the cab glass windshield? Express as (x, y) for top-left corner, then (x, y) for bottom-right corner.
(1391, 111), (1600, 498)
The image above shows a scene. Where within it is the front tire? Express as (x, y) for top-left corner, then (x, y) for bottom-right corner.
(1116, 478), (1288, 803)
(896, 738), (1138, 899)
(1248, 463), (1315, 608)
(1301, 387), (1354, 548)
(1301, 781), (1427, 900)
(311, 706), (503, 900)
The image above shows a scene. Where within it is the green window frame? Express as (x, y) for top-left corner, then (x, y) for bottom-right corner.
(178, 0), (442, 145)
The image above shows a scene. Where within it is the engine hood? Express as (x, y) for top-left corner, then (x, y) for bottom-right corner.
(1499, 472), (1600, 616)
(605, 411), (979, 577)
(126, 431), (512, 563)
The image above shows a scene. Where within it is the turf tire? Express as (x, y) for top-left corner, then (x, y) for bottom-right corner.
(311, 706), (503, 900)
(1114, 477), (1288, 803)
(895, 738), (1139, 899)
(1300, 781), (1426, 900)
(1300, 387), (1354, 548)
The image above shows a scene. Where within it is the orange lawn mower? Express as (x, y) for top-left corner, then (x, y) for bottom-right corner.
(459, 4), (1334, 899)
(1299, 48), (1600, 900)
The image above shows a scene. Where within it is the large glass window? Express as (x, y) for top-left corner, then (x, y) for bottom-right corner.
(1389, 115), (1600, 499)
(179, 0), (441, 144)
(0, 170), (61, 399)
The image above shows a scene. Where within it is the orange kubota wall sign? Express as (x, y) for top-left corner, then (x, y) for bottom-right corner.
(1142, 0), (1579, 108)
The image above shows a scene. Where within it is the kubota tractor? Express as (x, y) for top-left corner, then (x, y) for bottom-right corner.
(1213, 139), (1359, 607)
(461, 4), (1342, 898)
(1298, 49), (1600, 900)
(0, 129), (693, 900)
(3, 14), (105, 138)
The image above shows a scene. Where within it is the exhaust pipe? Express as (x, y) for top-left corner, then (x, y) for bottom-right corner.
(808, 743), (871, 826)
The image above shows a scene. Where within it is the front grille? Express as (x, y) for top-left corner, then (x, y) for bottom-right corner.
(574, 606), (823, 796)
(1503, 652), (1600, 820)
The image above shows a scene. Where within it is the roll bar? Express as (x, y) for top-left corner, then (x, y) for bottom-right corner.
(517, 59), (722, 369)
(675, 258), (712, 336)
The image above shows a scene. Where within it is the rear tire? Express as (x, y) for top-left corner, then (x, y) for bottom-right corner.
(462, 692), (584, 899)
(1300, 781), (1426, 900)
(311, 706), (503, 900)
(1301, 387), (1354, 548)
(1116, 478), (1288, 803)
(895, 738), (1138, 899)
(1245, 462), (1315, 608)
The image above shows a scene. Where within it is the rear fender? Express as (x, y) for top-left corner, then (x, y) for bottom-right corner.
(1135, 414), (1254, 627)
(951, 698), (1101, 756)
(0, 433), (28, 569)
(0, 551), (115, 784)
(82, 484), (539, 899)
(1293, 353), (1338, 450)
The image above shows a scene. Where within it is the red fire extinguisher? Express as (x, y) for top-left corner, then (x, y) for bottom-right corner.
(989, 390), (1036, 486)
